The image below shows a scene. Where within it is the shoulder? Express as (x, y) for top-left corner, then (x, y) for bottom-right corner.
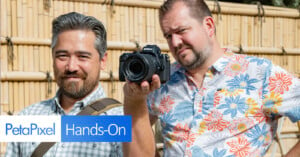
(105, 106), (124, 115)
(18, 99), (54, 115)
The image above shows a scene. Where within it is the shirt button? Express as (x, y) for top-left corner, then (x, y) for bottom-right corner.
(61, 144), (64, 148)
(93, 144), (97, 148)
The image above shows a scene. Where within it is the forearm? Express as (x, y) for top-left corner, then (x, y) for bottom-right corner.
(285, 140), (300, 157)
(122, 100), (155, 157)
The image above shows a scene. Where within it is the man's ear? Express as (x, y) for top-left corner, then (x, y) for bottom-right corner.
(100, 53), (107, 70)
(203, 16), (215, 37)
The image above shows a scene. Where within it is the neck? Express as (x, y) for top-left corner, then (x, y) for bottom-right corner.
(187, 44), (224, 88)
(60, 95), (81, 113)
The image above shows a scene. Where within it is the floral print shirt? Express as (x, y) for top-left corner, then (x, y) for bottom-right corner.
(147, 50), (300, 157)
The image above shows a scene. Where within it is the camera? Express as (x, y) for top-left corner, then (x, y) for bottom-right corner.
(119, 45), (170, 83)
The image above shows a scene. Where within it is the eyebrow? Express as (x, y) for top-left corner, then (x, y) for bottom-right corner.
(53, 50), (92, 56)
(54, 50), (68, 55)
(76, 51), (92, 56)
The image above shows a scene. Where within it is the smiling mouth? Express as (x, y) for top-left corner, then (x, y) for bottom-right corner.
(62, 75), (82, 80)
(63, 77), (82, 82)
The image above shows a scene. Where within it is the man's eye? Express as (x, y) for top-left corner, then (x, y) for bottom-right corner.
(56, 54), (67, 58)
(164, 34), (172, 39)
(79, 55), (89, 58)
(178, 28), (186, 33)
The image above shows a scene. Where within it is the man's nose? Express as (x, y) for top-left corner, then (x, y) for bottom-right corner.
(66, 56), (79, 72)
(171, 34), (182, 48)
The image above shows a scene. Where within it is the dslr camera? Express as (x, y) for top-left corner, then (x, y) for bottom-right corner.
(119, 45), (170, 83)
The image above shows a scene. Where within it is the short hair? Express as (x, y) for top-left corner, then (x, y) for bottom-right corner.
(51, 12), (107, 59)
(159, 0), (212, 23)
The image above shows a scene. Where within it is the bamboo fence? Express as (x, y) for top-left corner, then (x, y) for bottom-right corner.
(1, 0), (300, 156)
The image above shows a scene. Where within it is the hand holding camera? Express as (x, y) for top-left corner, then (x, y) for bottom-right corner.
(119, 45), (170, 83)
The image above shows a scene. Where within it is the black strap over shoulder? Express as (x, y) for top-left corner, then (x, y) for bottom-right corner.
(31, 98), (122, 157)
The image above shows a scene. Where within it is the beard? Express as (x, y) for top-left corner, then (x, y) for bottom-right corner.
(177, 45), (211, 71)
(55, 70), (99, 99)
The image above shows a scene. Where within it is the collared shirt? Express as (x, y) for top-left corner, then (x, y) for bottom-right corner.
(148, 50), (300, 157)
(5, 83), (123, 157)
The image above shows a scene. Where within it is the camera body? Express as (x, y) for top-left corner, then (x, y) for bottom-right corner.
(119, 45), (170, 83)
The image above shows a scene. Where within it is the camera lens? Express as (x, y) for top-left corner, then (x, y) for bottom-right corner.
(128, 61), (143, 76)
(123, 54), (156, 83)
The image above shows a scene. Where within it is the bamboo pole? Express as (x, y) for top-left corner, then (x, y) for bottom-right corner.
(227, 46), (300, 55)
(274, 18), (283, 50)
(106, 3), (112, 40)
(70, 0), (161, 9)
(40, 82), (46, 103)
(51, 82), (57, 98)
(45, 45), (51, 72)
(87, 2), (93, 16)
(34, 82), (40, 105)
(129, 6), (134, 42)
(19, 45), (25, 71)
(27, 0), (33, 38)
(24, 80), (30, 106)
(1, 81), (9, 114)
(6, 0), (12, 37)
(207, 1), (300, 18)
(146, 8), (151, 42)
(1, 43), (8, 73)
(220, 14), (227, 46)
(240, 15), (247, 46)
(133, 7), (139, 41)
(0, 71), (120, 81)
(122, 6), (129, 41)
(18, 81), (25, 111)
(1, 37), (300, 54)
(64, 0), (70, 13)
(11, 0), (17, 37)
(297, 20), (300, 48)
(44, 0), (300, 18)
(45, 1), (51, 39)
(22, 0), (28, 37)
(40, 46), (46, 72)
(8, 82), (14, 114)
(155, 9), (164, 43)
(32, 0), (38, 38)
(29, 81), (35, 106)
(38, 0), (44, 38)
(0, 0), (7, 37)
(13, 82), (19, 112)
(111, 5), (119, 41)
(17, 0), (23, 37)
(83, 1), (89, 17)
(33, 46), (39, 71)
(53, 0), (60, 19)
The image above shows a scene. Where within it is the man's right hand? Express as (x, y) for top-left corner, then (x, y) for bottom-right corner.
(122, 74), (161, 157)
(123, 74), (161, 107)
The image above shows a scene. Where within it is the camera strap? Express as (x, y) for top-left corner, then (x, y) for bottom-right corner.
(30, 98), (122, 157)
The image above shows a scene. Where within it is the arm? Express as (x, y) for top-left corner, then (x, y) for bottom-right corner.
(5, 142), (20, 157)
(122, 75), (160, 157)
(285, 140), (300, 157)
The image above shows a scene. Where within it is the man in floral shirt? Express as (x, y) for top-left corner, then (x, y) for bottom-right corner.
(122, 0), (300, 157)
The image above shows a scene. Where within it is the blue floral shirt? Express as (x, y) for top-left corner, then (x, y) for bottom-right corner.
(147, 50), (300, 157)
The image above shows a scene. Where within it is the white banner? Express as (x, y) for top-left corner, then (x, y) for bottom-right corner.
(0, 116), (61, 142)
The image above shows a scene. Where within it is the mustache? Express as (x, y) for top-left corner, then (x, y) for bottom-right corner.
(61, 71), (85, 78)
(175, 44), (190, 54)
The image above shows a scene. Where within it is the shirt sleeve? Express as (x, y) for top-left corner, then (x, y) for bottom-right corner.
(262, 63), (300, 122)
(111, 142), (123, 157)
(147, 91), (160, 117)
(5, 142), (20, 157)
